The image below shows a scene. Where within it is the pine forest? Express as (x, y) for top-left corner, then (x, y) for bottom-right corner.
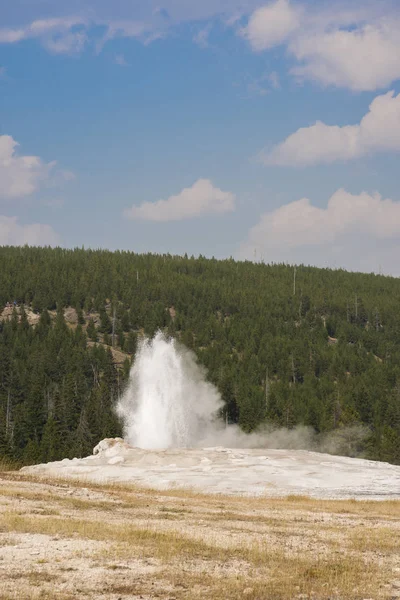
(1, 246), (400, 466)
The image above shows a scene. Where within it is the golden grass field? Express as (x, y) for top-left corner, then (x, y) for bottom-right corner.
(0, 465), (399, 600)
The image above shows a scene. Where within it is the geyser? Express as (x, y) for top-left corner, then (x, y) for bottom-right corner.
(22, 336), (400, 499)
(116, 331), (223, 449)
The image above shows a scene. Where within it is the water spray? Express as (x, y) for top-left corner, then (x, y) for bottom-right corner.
(116, 331), (223, 449)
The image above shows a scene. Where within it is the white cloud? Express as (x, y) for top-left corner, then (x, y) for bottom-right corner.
(241, 0), (300, 51)
(45, 31), (88, 54)
(0, 15), (149, 55)
(240, 189), (400, 275)
(290, 18), (400, 92)
(2, 1), (399, 91)
(0, 215), (60, 246)
(97, 19), (147, 47)
(263, 91), (400, 166)
(242, 1), (400, 91)
(0, 17), (90, 54)
(0, 135), (56, 199)
(0, 28), (26, 43)
(124, 179), (235, 222)
(0, 1), (263, 56)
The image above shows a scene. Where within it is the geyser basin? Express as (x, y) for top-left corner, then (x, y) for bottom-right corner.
(22, 333), (400, 499)
(21, 438), (400, 500)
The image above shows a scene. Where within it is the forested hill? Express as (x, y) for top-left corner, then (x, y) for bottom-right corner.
(1, 245), (400, 466)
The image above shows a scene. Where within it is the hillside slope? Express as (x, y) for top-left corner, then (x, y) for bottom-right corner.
(0, 246), (400, 465)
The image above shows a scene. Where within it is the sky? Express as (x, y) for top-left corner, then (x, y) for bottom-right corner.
(1, 0), (400, 275)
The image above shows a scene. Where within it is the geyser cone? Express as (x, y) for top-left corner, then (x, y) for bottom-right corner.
(116, 331), (223, 449)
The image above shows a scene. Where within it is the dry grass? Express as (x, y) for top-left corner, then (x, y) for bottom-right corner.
(0, 458), (22, 472)
(350, 526), (400, 553)
(0, 471), (399, 599)
(7, 569), (59, 584)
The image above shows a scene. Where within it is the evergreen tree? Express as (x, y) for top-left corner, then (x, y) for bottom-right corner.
(98, 308), (112, 334)
(125, 331), (137, 354)
(87, 319), (97, 342)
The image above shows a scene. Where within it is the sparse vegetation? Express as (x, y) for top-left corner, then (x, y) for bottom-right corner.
(0, 471), (399, 599)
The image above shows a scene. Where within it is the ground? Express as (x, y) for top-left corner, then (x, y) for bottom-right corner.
(0, 470), (399, 600)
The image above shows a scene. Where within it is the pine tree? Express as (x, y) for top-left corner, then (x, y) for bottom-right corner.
(98, 308), (112, 334)
(71, 409), (93, 458)
(40, 417), (62, 462)
(125, 331), (137, 354)
(87, 319), (97, 342)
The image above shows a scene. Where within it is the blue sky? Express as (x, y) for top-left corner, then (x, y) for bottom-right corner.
(1, 0), (400, 274)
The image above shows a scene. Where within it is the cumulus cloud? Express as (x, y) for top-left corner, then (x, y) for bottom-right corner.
(2, 2), (399, 90)
(240, 189), (400, 275)
(124, 179), (235, 222)
(262, 91), (400, 166)
(0, 215), (60, 246)
(0, 135), (56, 199)
(1, 0), (399, 94)
(242, 1), (400, 91)
(241, 0), (300, 51)
(4, 0), (398, 92)
(290, 18), (400, 92)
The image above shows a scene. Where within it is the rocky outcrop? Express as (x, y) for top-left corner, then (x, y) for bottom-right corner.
(93, 437), (133, 457)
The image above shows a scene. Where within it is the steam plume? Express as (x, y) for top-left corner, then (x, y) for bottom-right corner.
(117, 332), (368, 456)
(116, 332), (223, 449)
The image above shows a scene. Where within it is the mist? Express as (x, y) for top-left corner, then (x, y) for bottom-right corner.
(117, 331), (368, 458)
(116, 332), (223, 449)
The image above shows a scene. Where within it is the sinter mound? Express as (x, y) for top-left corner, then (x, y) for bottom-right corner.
(21, 437), (400, 500)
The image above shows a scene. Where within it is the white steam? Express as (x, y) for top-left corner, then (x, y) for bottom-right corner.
(117, 332), (368, 456)
(116, 332), (223, 449)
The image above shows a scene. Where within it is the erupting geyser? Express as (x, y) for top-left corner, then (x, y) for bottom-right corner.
(22, 335), (400, 499)
(116, 332), (223, 450)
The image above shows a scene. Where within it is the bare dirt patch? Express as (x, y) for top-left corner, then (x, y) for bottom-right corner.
(0, 306), (40, 326)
